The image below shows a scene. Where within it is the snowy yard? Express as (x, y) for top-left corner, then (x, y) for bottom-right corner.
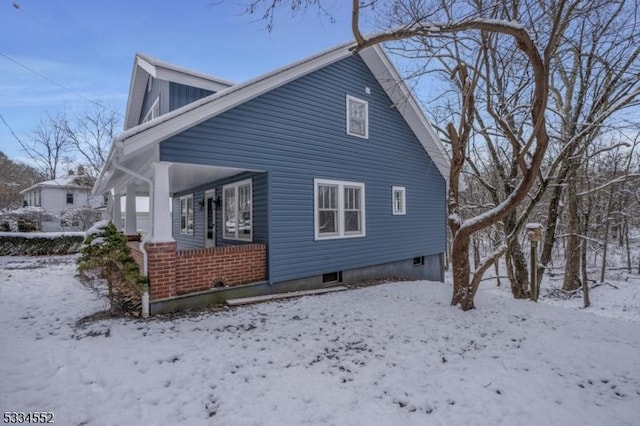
(1, 255), (639, 426)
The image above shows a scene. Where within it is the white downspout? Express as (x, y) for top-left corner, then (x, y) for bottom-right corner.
(139, 239), (150, 318)
(114, 163), (153, 319)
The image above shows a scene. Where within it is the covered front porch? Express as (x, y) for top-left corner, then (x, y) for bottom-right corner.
(94, 142), (269, 310)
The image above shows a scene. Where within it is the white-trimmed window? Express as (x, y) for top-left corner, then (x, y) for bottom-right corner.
(180, 194), (194, 235)
(66, 191), (74, 204)
(392, 186), (406, 215)
(223, 179), (252, 241)
(346, 95), (368, 138)
(142, 97), (160, 123)
(314, 179), (365, 240)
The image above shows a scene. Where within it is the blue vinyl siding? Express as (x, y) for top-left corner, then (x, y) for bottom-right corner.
(161, 54), (446, 283)
(172, 172), (267, 250)
(169, 82), (214, 112)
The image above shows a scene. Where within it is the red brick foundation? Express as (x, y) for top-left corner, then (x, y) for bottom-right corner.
(144, 242), (266, 300)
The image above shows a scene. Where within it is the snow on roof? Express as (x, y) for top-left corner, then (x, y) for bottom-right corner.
(20, 174), (92, 194)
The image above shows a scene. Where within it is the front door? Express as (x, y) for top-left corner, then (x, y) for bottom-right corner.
(205, 190), (216, 247)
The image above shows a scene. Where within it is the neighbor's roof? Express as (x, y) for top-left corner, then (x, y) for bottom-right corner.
(95, 41), (450, 195)
(21, 175), (92, 194)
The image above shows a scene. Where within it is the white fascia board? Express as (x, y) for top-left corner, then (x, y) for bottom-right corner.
(19, 185), (37, 194)
(122, 42), (355, 157)
(360, 45), (450, 184)
(136, 56), (157, 77)
(123, 57), (152, 130)
(137, 52), (234, 90)
(92, 138), (126, 196)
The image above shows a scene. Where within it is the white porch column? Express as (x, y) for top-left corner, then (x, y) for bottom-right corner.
(125, 182), (138, 235)
(112, 191), (123, 230)
(151, 162), (174, 242)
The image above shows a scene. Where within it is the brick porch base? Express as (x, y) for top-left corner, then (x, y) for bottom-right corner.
(128, 242), (267, 300)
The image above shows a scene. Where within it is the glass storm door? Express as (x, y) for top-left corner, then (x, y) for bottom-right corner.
(205, 190), (216, 247)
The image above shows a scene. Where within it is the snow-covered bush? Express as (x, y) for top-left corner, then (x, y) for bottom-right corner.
(61, 206), (102, 231)
(0, 206), (57, 232)
(77, 221), (148, 314)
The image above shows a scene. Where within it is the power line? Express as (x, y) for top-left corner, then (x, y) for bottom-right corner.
(11, 1), (105, 67)
(0, 52), (123, 117)
(0, 113), (26, 146)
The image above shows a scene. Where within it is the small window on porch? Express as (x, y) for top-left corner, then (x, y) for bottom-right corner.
(180, 194), (194, 235)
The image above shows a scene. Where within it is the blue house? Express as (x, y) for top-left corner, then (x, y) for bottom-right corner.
(93, 42), (450, 313)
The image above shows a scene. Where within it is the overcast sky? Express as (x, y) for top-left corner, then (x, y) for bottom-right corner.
(0, 0), (356, 162)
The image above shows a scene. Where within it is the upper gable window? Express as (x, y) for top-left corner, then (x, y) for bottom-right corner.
(142, 97), (160, 123)
(392, 186), (406, 215)
(346, 95), (368, 139)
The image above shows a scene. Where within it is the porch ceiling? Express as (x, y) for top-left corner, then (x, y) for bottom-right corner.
(168, 163), (252, 194)
(115, 157), (258, 196)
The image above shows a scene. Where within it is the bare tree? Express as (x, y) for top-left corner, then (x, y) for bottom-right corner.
(58, 107), (119, 181)
(532, 0), (640, 292)
(16, 106), (120, 184)
(353, 0), (583, 310)
(19, 114), (71, 180)
(245, 0), (638, 310)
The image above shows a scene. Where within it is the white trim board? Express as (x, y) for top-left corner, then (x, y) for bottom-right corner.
(226, 286), (349, 307)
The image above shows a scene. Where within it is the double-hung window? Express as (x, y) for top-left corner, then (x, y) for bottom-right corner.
(346, 95), (368, 138)
(223, 179), (252, 241)
(180, 194), (194, 235)
(66, 191), (74, 204)
(314, 179), (365, 240)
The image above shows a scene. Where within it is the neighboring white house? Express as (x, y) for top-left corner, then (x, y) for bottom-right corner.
(20, 169), (104, 232)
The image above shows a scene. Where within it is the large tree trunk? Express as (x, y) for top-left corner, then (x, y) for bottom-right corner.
(599, 166), (617, 283)
(537, 166), (568, 288)
(506, 240), (530, 298)
(563, 174), (582, 291)
(504, 211), (530, 298)
(581, 210), (591, 308)
(450, 232), (473, 309)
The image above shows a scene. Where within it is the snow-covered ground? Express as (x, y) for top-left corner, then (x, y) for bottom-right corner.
(1, 255), (639, 426)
